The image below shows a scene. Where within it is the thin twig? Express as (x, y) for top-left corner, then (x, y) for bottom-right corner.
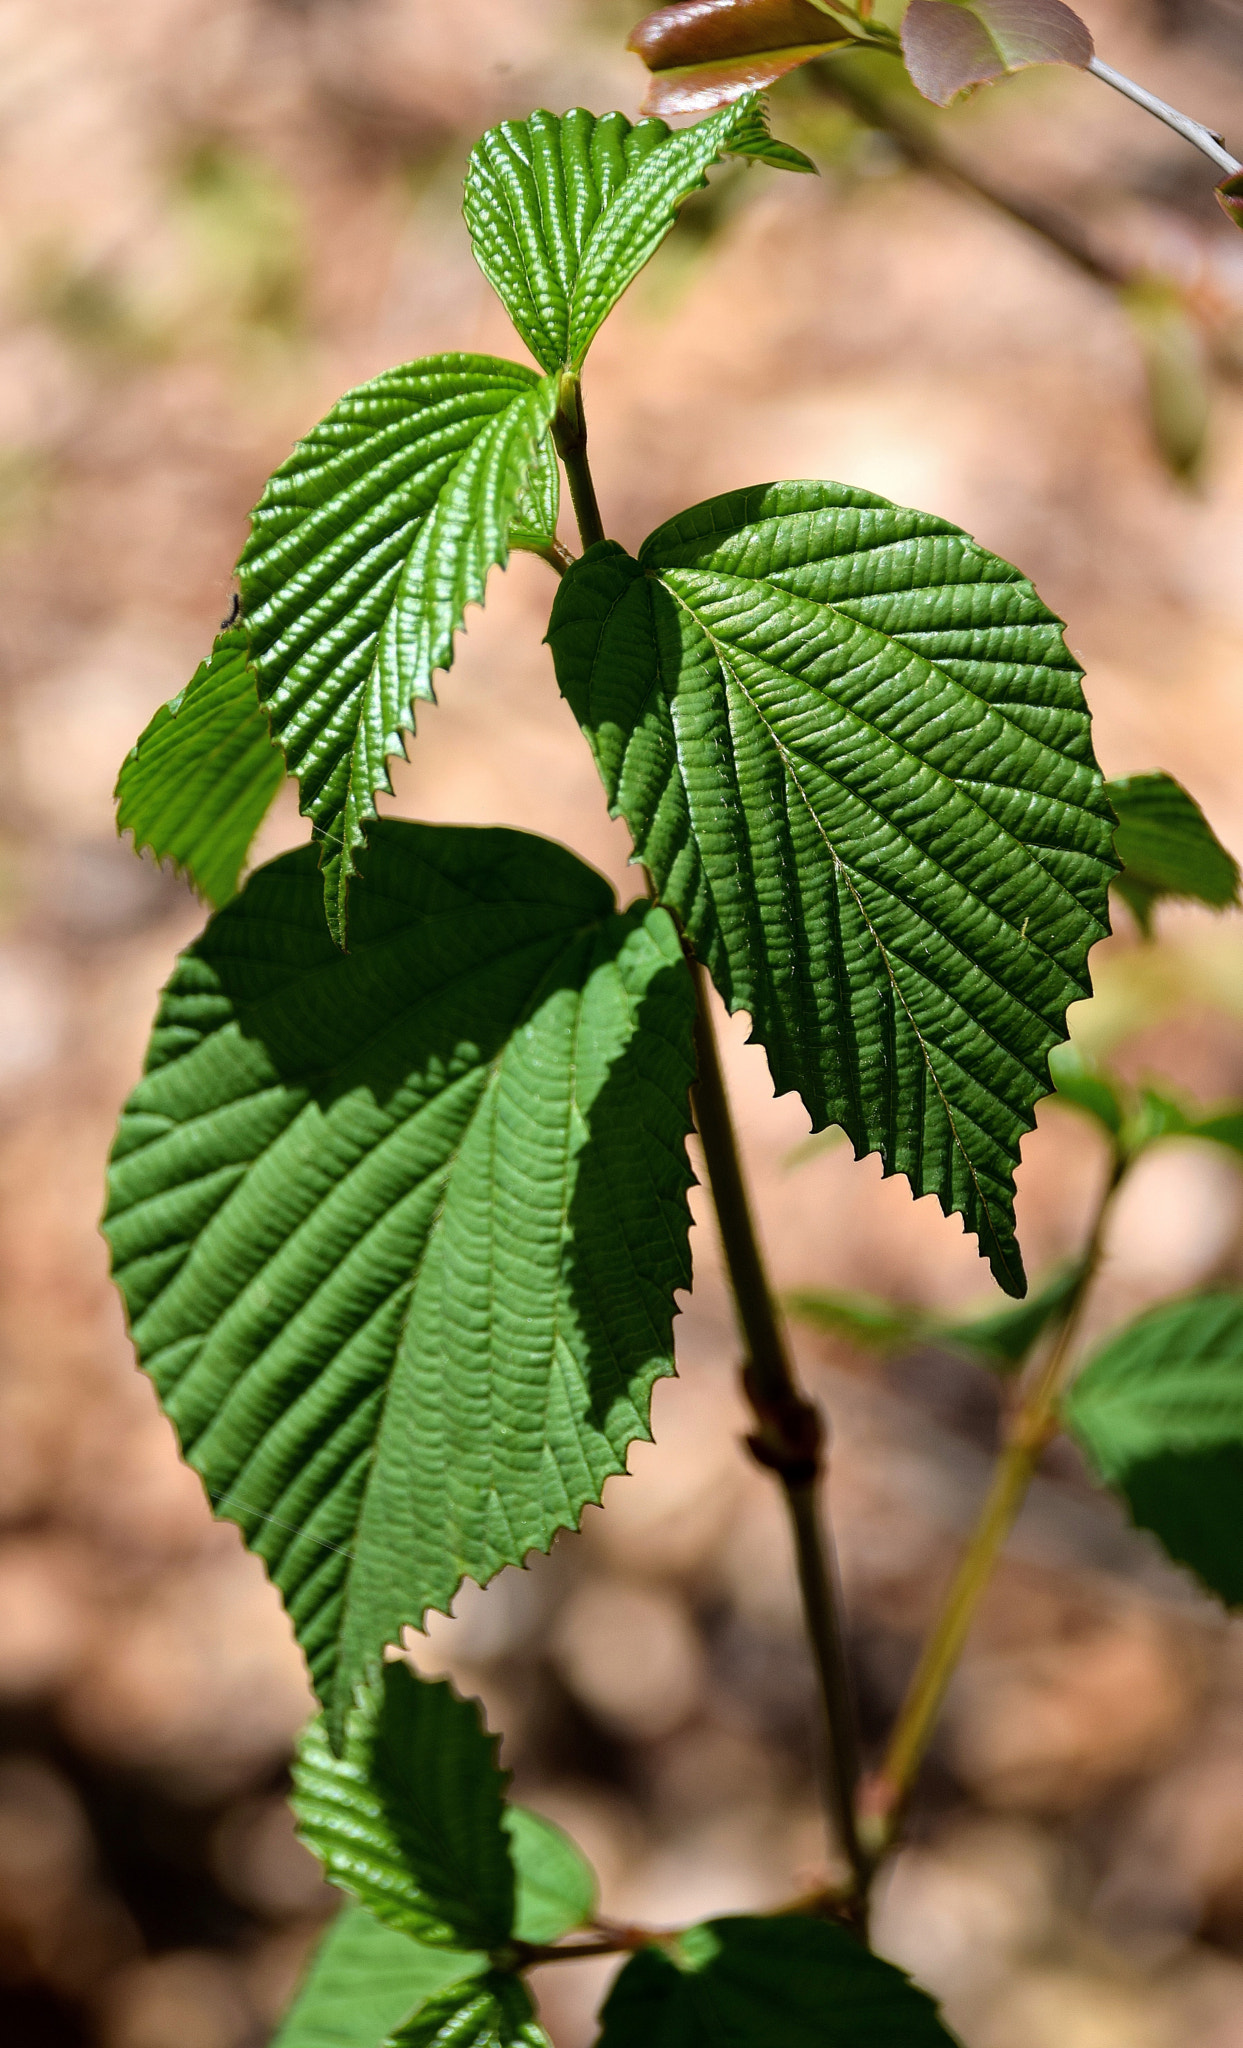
(860, 1146), (1127, 1856)
(690, 962), (870, 1916)
(1088, 56), (1242, 178)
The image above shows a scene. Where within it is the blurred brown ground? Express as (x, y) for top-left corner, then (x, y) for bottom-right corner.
(5, 1), (1243, 2043)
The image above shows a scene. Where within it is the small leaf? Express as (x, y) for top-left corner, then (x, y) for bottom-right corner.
(1067, 1292), (1243, 1606)
(104, 821), (695, 1739)
(597, 1915), (961, 2047)
(938, 1259), (1081, 1370)
(628, 3), (857, 118)
(787, 1287), (925, 1352)
(901, 0), (1093, 107)
(1105, 771), (1240, 936)
(464, 98), (813, 379)
(293, 1666), (514, 1950)
(548, 485), (1116, 1296)
(273, 1905), (484, 2048)
(1217, 171), (1243, 232)
(1048, 1042), (1125, 1137)
(504, 1808), (597, 1944)
(115, 626), (286, 909)
(387, 1973), (548, 2048)
(237, 356), (559, 942)
(1124, 279), (1211, 484)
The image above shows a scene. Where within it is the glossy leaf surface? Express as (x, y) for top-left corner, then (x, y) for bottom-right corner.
(549, 483), (1115, 1294)
(387, 1974), (547, 2048)
(1067, 1292), (1243, 1605)
(104, 821), (695, 1736)
(1105, 770), (1240, 935)
(628, 1), (865, 116)
(901, 0), (1093, 106)
(273, 1906), (483, 2048)
(597, 1915), (960, 2046)
(464, 97), (811, 377)
(116, 627), (285, 908)
(294, 1666), (513, 1950)
(237, 356), (559, 941)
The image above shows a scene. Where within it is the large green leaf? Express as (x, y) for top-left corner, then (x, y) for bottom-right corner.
(1066, 1292), (1243, 1606)
(463, 97), (812, 379)
(273, 1906), (482, 2048)
(1105, 771), (1240, 936)
(115, 626), (286, 909)
(104, 820), (695, 1737)
(597, 1915), (960, 2046)
(294, 1666), (513, 1950)
(548, 484), (1115, 1295)
(387, 1973), (547, 2048)
(237, 356), (559, 942)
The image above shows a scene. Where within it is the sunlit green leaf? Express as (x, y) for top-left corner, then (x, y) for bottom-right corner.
(273, 1905), (482, 2048)
(549, 484), (1115, 1295)
(115, 626), (286, 908)
(237, 356), (558, 942)
(1047, 1041), (1125, 1137)
(464, 97), (812, 377)
(104, 821), (695, 1738)
(504, 1808), (596, 1944)
(1067, 1292), (1243, 1605)
(387, 1973), (547, 2048)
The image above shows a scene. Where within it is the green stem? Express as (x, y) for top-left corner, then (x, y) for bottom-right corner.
(690, 962), (869, 1915)
(513, 535), (576, 577)
(552, 372), (606, 552)
(861, 1147), (1126, 1855)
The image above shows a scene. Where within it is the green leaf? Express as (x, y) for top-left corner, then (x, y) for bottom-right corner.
(463, 97), (812, 379)
(787, 1287), (925, 1353)
(597, 1915), (960, 2046)
(294, 1665), (513, 1950)
(1047, 1041), (1125, 1137)
(273, 1906), (483, 2048)
(504, 1807), (596, 1944)
(237, 356), (559, 942)
(789, 1260), (1081, 1371)
(115, 626), (286, 909)
(1105, 771), (1240, 936)
(1066, 1292), (1243, 1606)
(387, 1973), (547, 2048)
(938, 1260), (1081, 1371)
(548, 485), (1115, 1296)
(104, 819), (695, 1737)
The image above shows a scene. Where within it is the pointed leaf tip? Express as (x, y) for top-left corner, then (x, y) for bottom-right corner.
(1218, 171), (1243, 230)
(902, 0), (1093, 106)
(629, 1), (853, 116)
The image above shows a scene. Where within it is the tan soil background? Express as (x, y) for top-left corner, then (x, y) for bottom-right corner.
(5, 1), (1243, 2043)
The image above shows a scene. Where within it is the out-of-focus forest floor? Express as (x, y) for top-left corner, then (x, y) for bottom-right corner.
(5, 1), (1243, 2043)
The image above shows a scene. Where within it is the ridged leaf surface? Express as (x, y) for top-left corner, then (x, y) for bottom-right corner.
(388, 1974), (547, 2048)
(273, 1907), (481, 2048)
(237, 356), (559, 940)
(463, 96), (811, 376)
(294, 1666), (513, 1950)
(104, 820), (696, 1736)
(1067, 1292), (1243, 1605)
(598, 1915), (960, 2046)
(115, 627), (286, 908)
(548, 483), (1116, 1293)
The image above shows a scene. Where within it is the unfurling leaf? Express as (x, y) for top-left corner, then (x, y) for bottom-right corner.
(1067, 1293), (1243, 1606)
(272, 1904), (482, 2048)
(465, 97), (812, 379)
(237, 356), (559, 942)
(901, 0), (1093, 107)
(294, 1666), (513, 1950)
(104, 821), (696, 1738)
(549, 482), (1116, 1296)
(387, 1974), (548, 2048)
(597, 1915), (961, 2046)
(628, 2), (858, 118)
(1105, 770), (1240, 935)
(115, 626), (286, 909)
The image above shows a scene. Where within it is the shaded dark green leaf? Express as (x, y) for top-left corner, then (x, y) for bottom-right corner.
(1106, 770), (1240, 936)
(1067, 1292), (1243, 1605)
(1047, 1042), (1125, 1137)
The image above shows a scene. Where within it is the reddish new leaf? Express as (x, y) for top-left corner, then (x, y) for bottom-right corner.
(628, 0), (850, 117)
(901, 0), (1093, 107)
(1218, 171), (1243, 232)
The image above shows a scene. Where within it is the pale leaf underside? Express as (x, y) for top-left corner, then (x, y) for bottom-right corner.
(901, 0), (1094, 107)
(549, 481), (1116, 1294)
(104, 822), (695, 1736)
(237, 356), (559, 941)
